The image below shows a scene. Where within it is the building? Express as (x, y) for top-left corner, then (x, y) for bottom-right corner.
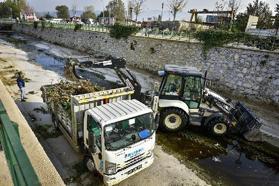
(99, 17), (115, 25)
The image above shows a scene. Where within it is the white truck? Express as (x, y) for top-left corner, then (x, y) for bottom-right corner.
(41, 85), (158, 185)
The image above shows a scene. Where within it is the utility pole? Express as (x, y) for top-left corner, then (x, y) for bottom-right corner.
(161, 2), (164, 21)
(74, 0), (78, 16)
(102, 0), (105, 25)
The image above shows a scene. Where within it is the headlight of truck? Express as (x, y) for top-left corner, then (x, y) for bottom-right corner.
(105, 161), (116, 175)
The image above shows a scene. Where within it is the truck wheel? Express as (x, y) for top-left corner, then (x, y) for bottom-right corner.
(207, 116), (228, 136)
(84, 156), (95, 172)
(159, 108), (188, 132)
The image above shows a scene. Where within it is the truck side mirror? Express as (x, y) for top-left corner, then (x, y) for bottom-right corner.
(88, 132), (97, 153)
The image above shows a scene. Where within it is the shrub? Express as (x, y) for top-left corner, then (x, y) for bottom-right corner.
(41, 21), (46, 30)
(33, 21), (39, 29)
(74, 24), (83, 31)
(194, 30), (278, 54)
(109, 24), (139, 39)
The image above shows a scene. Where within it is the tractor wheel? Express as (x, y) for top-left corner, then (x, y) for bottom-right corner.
(159, 108), (188, 132)
(207, 116), (228, 136)
(84, 156), (96, 172)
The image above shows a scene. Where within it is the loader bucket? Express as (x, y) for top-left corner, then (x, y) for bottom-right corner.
(232, 102), (262, 141)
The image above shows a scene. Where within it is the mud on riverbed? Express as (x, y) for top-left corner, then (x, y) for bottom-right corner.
(1, 33), (279, 186)
(157, 126), (279, 186)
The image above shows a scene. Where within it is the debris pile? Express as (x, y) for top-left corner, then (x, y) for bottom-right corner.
(43, 80), (102, 111)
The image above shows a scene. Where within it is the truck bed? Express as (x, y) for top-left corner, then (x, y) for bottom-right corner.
(41, 83), (134, 151)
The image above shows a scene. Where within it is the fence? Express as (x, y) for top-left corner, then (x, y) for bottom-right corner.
(0, 101), (40, 186)
(246, 28), (278, 38)
(18, 21), (278, 52)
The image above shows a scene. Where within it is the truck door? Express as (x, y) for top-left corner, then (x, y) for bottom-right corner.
(85, 114), (103, 173)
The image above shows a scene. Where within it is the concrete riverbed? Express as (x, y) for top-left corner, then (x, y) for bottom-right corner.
(0, 33), (278, 186)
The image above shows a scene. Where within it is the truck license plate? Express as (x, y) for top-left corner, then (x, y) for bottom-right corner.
(127, 164), (142, 175)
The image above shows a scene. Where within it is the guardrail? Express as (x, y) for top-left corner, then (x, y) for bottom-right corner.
(19, 22), (195, 41)
(246, 28), (279, 38)
(0, 19), (16, 24)
(0, 101), (40, 186)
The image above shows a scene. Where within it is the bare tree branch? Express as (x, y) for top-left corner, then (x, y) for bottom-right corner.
(168, 0), (187, 21)
(132, 0), (145, 21)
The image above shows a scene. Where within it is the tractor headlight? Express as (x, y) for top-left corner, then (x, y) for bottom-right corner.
(105, 161), (116, 175)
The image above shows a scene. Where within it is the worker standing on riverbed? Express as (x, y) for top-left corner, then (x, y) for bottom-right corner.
(16, 72), (26, 101)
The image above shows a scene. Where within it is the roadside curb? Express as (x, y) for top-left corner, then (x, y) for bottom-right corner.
(0, 80), (64, 185)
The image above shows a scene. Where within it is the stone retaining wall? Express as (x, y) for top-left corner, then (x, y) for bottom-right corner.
(13, 24), (279, 105)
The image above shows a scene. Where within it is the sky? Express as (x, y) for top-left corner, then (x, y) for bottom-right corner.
(25, 0), (278, 20)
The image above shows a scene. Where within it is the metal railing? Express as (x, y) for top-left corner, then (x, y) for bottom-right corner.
(0, 101), (40, 186)
(20, 21), (110, 33)
(18, 21), (278, 51)
(0, 18), (16, 24)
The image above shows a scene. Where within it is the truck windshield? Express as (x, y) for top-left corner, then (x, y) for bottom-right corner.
(104, 113), (155, 151)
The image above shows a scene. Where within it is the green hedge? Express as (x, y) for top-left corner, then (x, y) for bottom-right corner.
(33, 21), (39, 29)
(194, 30), (278, 53)
(74, 24), (83, 31)
(109, 24), (139, 39)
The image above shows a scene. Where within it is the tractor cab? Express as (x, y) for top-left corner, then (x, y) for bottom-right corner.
(156, 65), (231, 135)
(158, 64), (203, 110)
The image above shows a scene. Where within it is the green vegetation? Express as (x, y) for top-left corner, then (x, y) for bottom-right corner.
(194, 30), (278, 54)
(41, 20), (46, 30)
(33, 21), (38, 29)
(109, 23), (139, 39)
(44, 12), (53, 20)
(55, 5), (69, 19)
(74, 24), (83, 31)
(234, 0), (273, 32)
(81, 5), (96, 21)
(0, 0), (25, 18)
(105, 0), (126, 22)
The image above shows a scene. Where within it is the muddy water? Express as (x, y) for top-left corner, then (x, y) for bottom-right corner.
(157, 128), (279, 186)
(2, 34), (279, 186)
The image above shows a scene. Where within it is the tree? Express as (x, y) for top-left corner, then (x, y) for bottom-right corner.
(234, 13), (249, 32)
(273, 4), (279, 31)
(22, 4), (34, 15)
(97, 10), (109, 19)
(168, 0), (187, 21)
(44, 12), (53, 20)
(228, 0), (241, 13)
(246, 0), (273, 29)
(132, 0), (145, 21)
(215, 0), (226, 11)
(106, 0), (125, 22)
(0, 2), (12, 18)
(0, 0), (26, 18)
(234, 0), (273, 31)
(81, 6), (96, 20)
(55, 5), (69, 19)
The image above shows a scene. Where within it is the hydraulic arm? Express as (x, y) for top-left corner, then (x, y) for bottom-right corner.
(65, 57), (142, 100)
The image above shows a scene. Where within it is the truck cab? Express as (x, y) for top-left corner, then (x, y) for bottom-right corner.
(83, 99), (156, 185)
